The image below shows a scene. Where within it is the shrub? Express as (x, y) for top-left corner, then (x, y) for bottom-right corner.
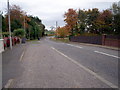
(13, 28), (25, 38)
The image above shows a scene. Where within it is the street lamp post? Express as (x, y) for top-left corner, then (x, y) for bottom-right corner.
(7, 0), (12, 49)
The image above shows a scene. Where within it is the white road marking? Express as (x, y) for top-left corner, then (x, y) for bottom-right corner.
(4, 79), (14, 88)
(51, 47), (118, 88)
(66, 44), (83, 48)
(19, 51), (25, 61)
(94, 51), (120, 59)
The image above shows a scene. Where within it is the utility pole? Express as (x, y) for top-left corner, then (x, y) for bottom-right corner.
(56, 21), (58, 30)
(0, 11), (3, 39)
(8, 0), (12, 49)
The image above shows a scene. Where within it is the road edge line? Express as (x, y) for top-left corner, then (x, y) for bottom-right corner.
(51, 47), (118, 88)
(4, 79), (14, 88)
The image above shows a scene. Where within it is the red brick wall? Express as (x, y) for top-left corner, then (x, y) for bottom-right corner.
(104, 39), (120, 48)
(70, 35), (120, 48)
(102, 35), (120, 48)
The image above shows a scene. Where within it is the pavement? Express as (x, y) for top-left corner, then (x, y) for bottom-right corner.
(0, 53), (2, 89)
(2, 37), (119, 88)
(2, 44), (26, 88)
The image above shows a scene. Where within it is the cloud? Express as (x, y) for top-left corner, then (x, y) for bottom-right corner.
(1, 0), (119, 30)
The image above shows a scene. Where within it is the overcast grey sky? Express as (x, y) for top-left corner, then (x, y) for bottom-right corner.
(0, 0), (119, 30)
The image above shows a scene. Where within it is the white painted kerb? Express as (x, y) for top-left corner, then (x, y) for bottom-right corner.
(0, 39), (4, 53)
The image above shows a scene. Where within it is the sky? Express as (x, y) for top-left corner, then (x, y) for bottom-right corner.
(0, 0), (119, 30)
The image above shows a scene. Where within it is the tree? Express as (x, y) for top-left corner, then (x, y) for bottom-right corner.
(113, 14), (120, 35)
(2, 4), (46, 39)
(110, 2), (120, 35)
(27, 16), (45, 39)
(95, 10), (113, 34)
(111, 2), (120, 15)
(56, 26), (69, 38)
(77, 9), (87, 34)
(5, 5), (25, 32)
(86, 8), (100, 34)
(64, 9), (78, 36)
(2, 15), (7, 32)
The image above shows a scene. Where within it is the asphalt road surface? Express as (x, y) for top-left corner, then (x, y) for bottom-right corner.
(2, 37), (119, 88)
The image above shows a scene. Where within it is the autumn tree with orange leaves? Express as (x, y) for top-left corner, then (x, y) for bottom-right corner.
(64, 9), (78, 36)
(2, 4), (45, 39)
(56, 26), (69, 38)
(4, 5), (27, 32)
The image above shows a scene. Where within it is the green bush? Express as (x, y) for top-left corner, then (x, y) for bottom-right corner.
(13, 28), (25, 38)
(80, 33), (99, 36)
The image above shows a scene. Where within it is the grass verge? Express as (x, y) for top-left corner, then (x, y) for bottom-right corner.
(50, 38), (69, 43)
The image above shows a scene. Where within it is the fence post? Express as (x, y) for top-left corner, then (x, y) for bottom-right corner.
(102, 34), (106, 45)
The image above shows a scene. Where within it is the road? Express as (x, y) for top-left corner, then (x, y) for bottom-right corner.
(2, 37), (119, 88)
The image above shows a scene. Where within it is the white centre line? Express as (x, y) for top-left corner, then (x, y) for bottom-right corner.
(19, 51), (25, 61)
(51, 47), (118, 88)
(94, 51), (120, 59)
(66, 44), (83, 48)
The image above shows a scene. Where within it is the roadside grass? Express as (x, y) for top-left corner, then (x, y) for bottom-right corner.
(50, 37), (69, 43)
(27, 39), (40, 44)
